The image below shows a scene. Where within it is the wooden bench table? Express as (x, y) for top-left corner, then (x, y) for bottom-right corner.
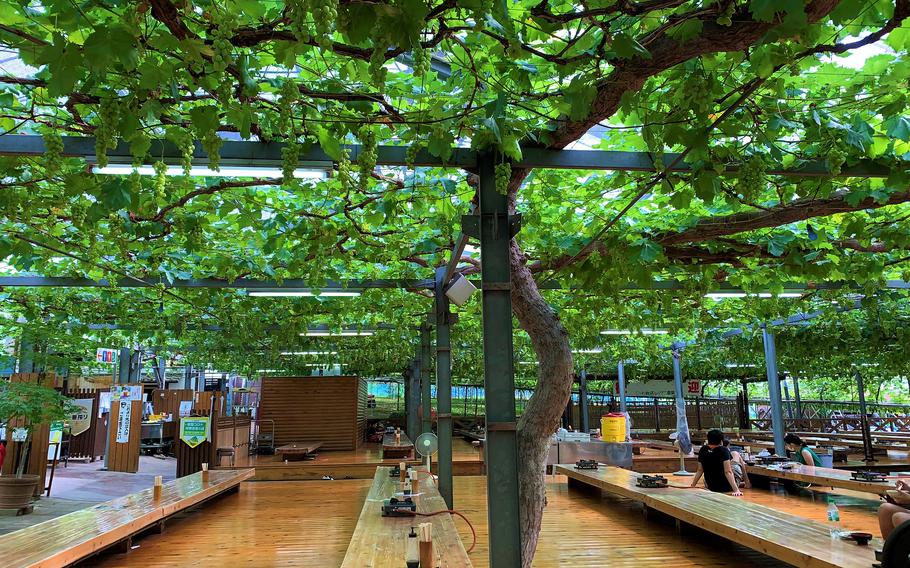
(382, 432), (415, 460)
(275, 441), (323, 461)
(341, 466), (471, 567)
(555, 464), (878, 568)
(745, 462), (898, 495)
(0, 468), (254, 568)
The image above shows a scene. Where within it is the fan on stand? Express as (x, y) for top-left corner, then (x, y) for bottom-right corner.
(415, 432), (439, 476)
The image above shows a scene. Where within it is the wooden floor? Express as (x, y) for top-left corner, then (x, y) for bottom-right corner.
(84, 473), (881, 568)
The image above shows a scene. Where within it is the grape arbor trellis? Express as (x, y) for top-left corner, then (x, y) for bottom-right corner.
(0, 133), (906, 562)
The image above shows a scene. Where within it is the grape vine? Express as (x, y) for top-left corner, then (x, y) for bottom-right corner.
(356, 125), (377, 190)
(42, 130), (64, 177)
(95, 98), (121, 169)
(495, 162), (511, 195)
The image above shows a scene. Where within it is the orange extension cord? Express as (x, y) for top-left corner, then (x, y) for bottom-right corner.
(406, 509), (478, 553)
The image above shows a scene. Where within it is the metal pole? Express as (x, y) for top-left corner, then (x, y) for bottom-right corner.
(420, 324), (432, 436)
(184, 364), (193, 390)
(434, 266), (453, 508)
(740, 379), (751, 430)
(578, 369), (589, 433)
(617, 361), (627, 413)
(761, 325), (786, 455)
(854, 368), (876, 462)
(476, 152), (521, 565)
(783, 375), (794, 420)
(407, 358), (421, 441)
(118, 348), (131, 384)
(793, 373), (802, 419)
(18, 335), (35, 373)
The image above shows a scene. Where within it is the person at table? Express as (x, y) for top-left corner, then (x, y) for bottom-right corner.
(691, 429), (743, 496)
(784, 433), (822, 466)
(722, 438), (751, 489)
(880, 480), (910, 538)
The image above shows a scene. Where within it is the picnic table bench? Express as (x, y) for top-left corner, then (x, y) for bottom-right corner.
(745, 462), (899, 495)
(0, 469), (254, 568)
(554, 464), (878, 568)
(341, 466), (472, 567)
(275, 441), (323, 461)
(382, 431), (415, 460)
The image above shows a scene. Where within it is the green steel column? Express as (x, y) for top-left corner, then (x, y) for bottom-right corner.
(761, 324), (786, 456)
(617, 361), (627, 413)
(420, 323), (432, 435)
(407, 357), (421, 441)
(18, 335), (35, 373)
(578, 368), (589, 433)
(476, 152), (521, 565)
(854, 368), (876, 462)
(434, 266), (454, 508)
(118, 348), (131, 384)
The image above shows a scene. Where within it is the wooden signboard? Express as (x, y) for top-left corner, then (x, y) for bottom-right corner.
(107, 399), (141, 473)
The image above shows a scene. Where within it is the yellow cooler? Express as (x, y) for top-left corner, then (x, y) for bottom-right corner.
(601, 413), (626, 443)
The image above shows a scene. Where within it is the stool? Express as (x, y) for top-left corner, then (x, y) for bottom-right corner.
(216, 447), (235, 467)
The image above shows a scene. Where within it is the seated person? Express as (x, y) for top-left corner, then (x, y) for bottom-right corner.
(691, 429), (743, 496)
(880, 480), (910, 539)
(722, 438), (751, 489)
(784, 433), (822, 466)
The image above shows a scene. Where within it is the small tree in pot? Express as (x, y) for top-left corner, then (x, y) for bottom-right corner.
(0, 381), (79, 510)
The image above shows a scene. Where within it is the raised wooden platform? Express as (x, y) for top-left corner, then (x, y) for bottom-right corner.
(381, 431), (415, 460)
(0, 469), (254, 568)
(555, 464), (879, 568)
(746, 462), (898, 495)
(341, 466), (471, 567)
(275, 441), (323, 461)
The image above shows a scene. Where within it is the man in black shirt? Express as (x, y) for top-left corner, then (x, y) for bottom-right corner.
(691, 429), (743, 496)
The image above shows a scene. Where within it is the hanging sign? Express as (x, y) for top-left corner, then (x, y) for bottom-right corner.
(11, 427), (27, 442)
(178, 400), (193, 417)
(96, 348), (116, 363)
(179, 417), (210, 448)
(615, 379), (701, 398)
(70, 399), (94, 436)
(47, 421), (64, 460)
(111, 385), (143, 401)
(116, 400), (132, 443)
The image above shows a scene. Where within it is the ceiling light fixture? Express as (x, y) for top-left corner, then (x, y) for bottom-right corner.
(299, 330), (375, 337)
(93, 164), (328, 179)
(600, 329), (669, 335)
(706, 292), (804, 299)
(247, 290), (361, 297)
(280, 351), (338, 356)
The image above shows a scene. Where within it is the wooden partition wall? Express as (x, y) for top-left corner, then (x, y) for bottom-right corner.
(150, 389), (226, 417)
(63, 388), (104, 461)
(174, 412), (251, 476)
(107, 400), (141, 473)
(259, 376), (367, 450)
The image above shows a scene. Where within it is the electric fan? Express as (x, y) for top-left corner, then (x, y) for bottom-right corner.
(415, 432), (439, 473)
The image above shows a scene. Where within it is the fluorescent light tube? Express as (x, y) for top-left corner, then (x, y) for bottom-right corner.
(299, 331), (374, 337)
(247, 290), (361, 297)
(93, 164), (327, 179)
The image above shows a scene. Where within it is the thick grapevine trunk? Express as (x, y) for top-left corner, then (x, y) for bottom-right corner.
(509, 239), (574, 567)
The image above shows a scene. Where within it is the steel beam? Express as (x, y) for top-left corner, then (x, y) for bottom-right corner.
(578, 369), (590, 433)
(0, 135), (901, 177)
(434, 266), (453, 508)
(617, 361), (627, 413)
(854, 368), (876, 462)
(783, 376), (794, 420)
(420, 323), (432, 436)
(793, 374), (802, 419)
(18, 336), (35, 374)
(761, 325), (786, 455)
(117, 348), (131, 384)
(476, 152), (521, 565)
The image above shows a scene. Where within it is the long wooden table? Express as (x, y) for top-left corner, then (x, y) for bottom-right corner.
(745, 462), (898, 495)
(0, 469), (255, 568)
(381, 431), (415, 459)
(341, 466), (471, 567)
(555, 464), (878, 568)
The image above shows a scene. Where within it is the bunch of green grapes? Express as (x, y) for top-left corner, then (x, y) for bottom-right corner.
(405, 142), (421, 169)
(281, 141), (299, 183)
(495, 162), (511, 195)
(172, 129), (195, 176)
(107, 214), (131, 259)
(201, 130), (222, 171)
(277, 79), (299, 135)
(42, 130), (64, 177)
(411, 45), (429, 77)
(357, 125), (377, 190)
(210, 10), (235, 73)
(95, 98), (121, 168)
(369, 42), (388, 87)
(828, 146), (846, 176)
(130, 168), (142, 195)
(287, 0), (311, 42)
(215, 78), (233, 104)
(70, 200), (87, 227)
(153, 161), (168, 201)
(308, 0), (338, 49)
(337, 150), (353, 189)
(736, 155), (766, 200)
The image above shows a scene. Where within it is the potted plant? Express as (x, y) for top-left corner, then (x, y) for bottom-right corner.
(0, 381), (79, 511)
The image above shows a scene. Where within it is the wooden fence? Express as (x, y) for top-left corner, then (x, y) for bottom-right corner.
(107, 399), (141, 473)
(63, 388), (104, 462)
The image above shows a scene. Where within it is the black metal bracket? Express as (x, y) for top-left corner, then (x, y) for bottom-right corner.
(461, 213), (522, 239)
(487, 421), (518, 431)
